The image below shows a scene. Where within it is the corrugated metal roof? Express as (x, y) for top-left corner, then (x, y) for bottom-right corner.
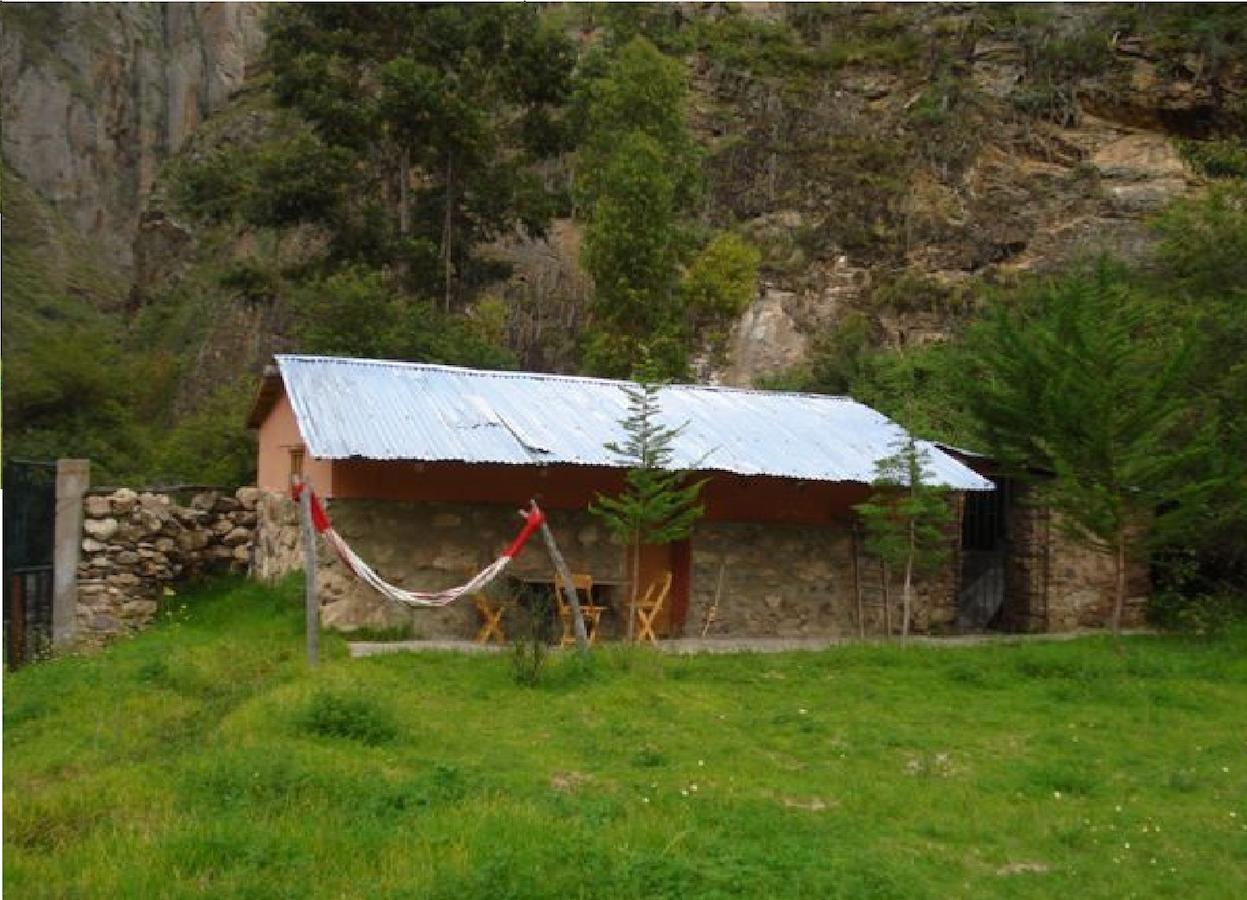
(275, 355), (993, 490)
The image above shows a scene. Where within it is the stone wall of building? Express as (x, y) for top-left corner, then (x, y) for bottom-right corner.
(254, 494), (631, 638)
(687, 521), (958, 639)
(76, 486), (260, 644)
(997, 492), (1149, 633)
(1045, 521), (1150, 631)
(255, 494), (960, 640)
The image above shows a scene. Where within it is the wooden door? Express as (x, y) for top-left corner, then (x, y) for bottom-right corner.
(633, 540), (691, 637)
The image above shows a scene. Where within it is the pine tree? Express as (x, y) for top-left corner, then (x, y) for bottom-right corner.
(963, 263), (1197, 634)
(854, 437), (954, 639)
(590, 366), (705, 639)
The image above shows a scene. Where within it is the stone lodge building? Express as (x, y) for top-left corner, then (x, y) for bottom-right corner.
(247, 355), (1137, 639)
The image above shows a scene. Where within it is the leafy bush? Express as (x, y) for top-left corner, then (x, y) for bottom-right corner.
(168, 148), (252, 225)
(680, 231), (761, 358)
(150, 379), (257, 486)
(1147, 591), (1241, 640)
(1180, 137), (1247, 181)
(295, 689), (399, 745)
(290, 265), (517, 369)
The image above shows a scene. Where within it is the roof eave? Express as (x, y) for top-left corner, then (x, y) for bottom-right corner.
(246, 365), (284, 429)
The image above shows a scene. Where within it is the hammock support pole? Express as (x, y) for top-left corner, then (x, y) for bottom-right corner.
(533, 500), (588, 653)
(298, 475), (319, 667)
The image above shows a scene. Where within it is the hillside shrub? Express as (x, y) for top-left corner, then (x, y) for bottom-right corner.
(296, 689), (398, 745)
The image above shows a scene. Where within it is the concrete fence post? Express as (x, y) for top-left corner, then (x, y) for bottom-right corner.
(53, 459), (90, 649)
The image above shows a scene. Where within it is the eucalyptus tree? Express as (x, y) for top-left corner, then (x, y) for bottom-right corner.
(264, 3), (576, 307)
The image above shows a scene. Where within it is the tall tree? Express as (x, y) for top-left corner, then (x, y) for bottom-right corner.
(1152, 183), (1247, 576)
(577, 36), (757, 379)
(962, 264), (1197, 634)
(854, 438), (954, 639)
(264, 3), (576, 306)
(581, 131), (686, 377)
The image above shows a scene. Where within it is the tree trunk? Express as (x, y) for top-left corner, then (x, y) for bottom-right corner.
(907, 543), (917, 643)
(399, 146), (411, 238)
(442, 150), (455, 314)
(1111, 528), (1127, 637)
(902, 519), (915, 641)
(626, 532), (641, 641)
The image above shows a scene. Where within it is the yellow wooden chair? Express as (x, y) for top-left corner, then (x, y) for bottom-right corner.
(554, 573), (606, 647)
(468, 564), (508, 645)
(634, 571), (673, 644)
(473, 593), (507, 644)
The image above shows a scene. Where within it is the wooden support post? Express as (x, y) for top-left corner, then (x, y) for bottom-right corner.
(881, 561), (892, 638)
(535, 502), (588, 653)
(299, 477), (319, 667)
(851, 526), (865, 639)
(701, 559), (727, 638)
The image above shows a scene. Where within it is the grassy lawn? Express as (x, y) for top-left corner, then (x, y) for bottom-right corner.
(4, 578), (1245, 898)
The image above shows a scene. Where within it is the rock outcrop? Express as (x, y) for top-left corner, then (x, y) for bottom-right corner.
(0, 2), (263, 271)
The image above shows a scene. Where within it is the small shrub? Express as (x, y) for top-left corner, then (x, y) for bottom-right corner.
(1180, 138), (1247, 180)
(1175, 594), (1239, 641)
(1148, 586), (1242, 641)
(632, 743), (666, 768)
(512, 588), (552, 687)
(134, 658), (170, 685)
(296, 689), (398, 745)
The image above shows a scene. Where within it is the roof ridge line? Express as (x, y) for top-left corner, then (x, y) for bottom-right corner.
(274, 355), (855, 402)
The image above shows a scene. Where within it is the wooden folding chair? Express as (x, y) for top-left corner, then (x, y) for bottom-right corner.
(554, 573), (606, 647)
(634, 571), (672, 644)
(473, 593), (507, 644)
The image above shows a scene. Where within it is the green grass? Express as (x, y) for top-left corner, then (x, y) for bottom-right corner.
(5, 578), (1246, 898)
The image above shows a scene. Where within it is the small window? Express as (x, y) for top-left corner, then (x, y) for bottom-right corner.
(289, 447), (305, 480)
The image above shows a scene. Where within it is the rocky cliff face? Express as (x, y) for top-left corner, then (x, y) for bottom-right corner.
(1, 2), (263, 272)
(489, 5), (1238, 385)
(2, 3), (1239, 401)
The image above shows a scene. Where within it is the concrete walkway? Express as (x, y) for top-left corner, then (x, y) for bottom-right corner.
(348, 629), (1154, 659)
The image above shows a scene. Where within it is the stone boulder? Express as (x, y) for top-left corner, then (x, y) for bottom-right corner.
(190, 491), (219, 512)
(222, 527), (251, 547)
(110, 488), (139, 515)
(84, 495), (112, 518)
(236, 486), (261, 510)
(84, 517), (120, 542)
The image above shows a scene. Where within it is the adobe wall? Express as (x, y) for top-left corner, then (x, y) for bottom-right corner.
(255, 392), (333, 494)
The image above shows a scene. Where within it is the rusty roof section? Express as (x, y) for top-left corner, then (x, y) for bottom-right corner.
(268, 355), (994, 490)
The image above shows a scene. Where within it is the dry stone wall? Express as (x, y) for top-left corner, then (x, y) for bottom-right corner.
(76, 486), (260, 644)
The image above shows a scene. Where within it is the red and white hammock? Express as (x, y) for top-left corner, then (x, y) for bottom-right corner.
(292, 485), (545, 609)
